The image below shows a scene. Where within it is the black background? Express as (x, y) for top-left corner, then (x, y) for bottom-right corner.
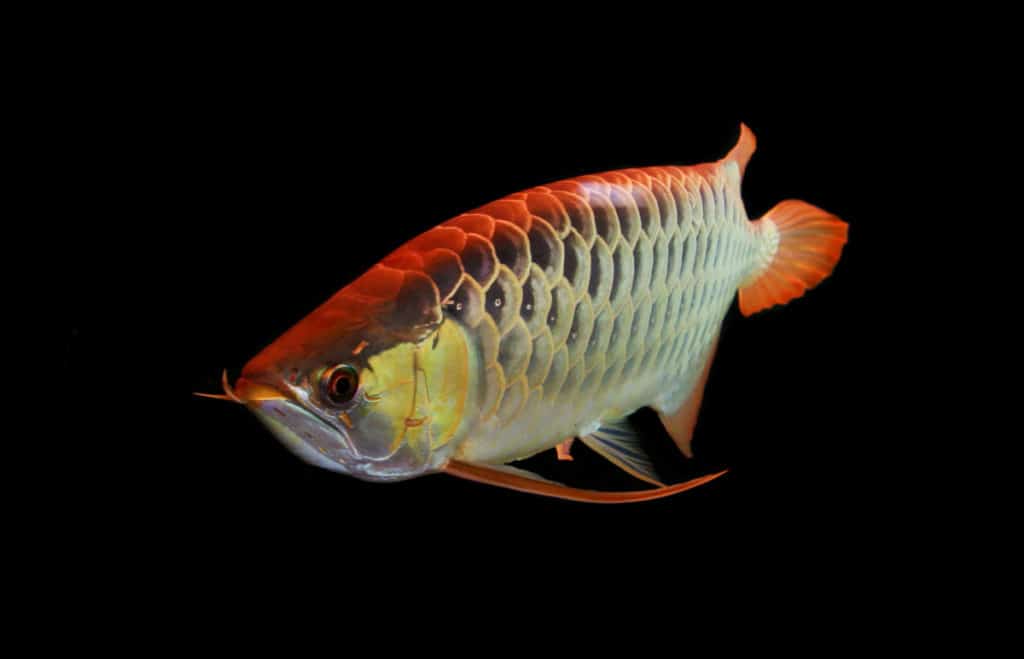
(65, 51), (936, 596)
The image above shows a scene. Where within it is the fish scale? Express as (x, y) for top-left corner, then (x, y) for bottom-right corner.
(404, 162), (757, 464)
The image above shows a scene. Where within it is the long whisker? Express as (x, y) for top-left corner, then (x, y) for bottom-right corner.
(221, 369), (244, 403)
(193, 392), (236, 401)
(193, 369), (244, 404)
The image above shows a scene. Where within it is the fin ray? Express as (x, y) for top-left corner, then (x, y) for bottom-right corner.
(739, 200), (848, 316)
(579, 420), (665, 487)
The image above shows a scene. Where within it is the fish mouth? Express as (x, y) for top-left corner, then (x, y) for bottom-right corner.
(235, 377), (359, 475)
(207, 374), (432, 481)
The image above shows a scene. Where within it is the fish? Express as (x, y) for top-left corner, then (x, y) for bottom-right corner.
(197, 124), (848, 503)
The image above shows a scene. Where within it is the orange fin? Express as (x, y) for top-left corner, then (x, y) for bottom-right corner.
(443, 460), (726, 504)
(555, 437), (575, 461)
(739, 200), (848, 316)
(723, 123), (757, 178)
(658, 338), (718, 458)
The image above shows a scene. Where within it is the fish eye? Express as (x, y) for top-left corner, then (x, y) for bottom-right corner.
(321, 364), (360, 406)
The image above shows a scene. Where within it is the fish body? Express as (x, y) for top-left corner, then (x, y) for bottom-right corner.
(217, 125), (847, 502)
(449, 158), (751, 465)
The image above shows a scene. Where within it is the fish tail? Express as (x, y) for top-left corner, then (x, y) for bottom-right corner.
(738, 200), (848, 316)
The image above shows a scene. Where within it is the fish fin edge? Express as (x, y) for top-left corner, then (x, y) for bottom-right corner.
(723, 123), (757, 178)
(442, 460), (726, 504)
(739, 200), (848, 316)
(657, 338), (719, 458)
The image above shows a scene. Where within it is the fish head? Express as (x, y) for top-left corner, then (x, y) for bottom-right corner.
(233, 264), (479, 482)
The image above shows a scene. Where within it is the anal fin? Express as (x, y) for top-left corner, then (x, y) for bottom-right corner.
(579, 420), (664, 487)
(443, 459), (726, 504)
(658, 338), (719, 458)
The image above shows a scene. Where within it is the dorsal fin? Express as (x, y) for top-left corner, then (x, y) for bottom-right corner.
(722, 123), (757, 178)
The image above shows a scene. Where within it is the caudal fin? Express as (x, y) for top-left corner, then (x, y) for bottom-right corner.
(739, 200), (848, 316)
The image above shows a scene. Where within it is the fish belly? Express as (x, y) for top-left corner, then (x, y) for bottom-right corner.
(445, 163), (760, 464)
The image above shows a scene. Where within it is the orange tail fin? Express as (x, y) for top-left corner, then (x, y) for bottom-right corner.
(739, 200), (848, 316)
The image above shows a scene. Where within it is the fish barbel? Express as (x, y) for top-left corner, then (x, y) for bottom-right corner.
(200, 124), (847, 502)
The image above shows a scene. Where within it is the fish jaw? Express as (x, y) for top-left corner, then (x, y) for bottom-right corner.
(237, 377), (440, 482)
(246, 395), (359, 475)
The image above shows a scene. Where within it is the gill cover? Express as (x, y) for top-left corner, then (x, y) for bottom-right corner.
(347, 319), (477, 473)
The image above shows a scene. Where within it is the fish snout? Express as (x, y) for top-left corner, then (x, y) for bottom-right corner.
(238, 377), (359, 474)
(233, 377), (289, 404)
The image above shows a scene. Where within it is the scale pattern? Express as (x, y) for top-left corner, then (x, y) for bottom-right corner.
(368, 161), (761, 462)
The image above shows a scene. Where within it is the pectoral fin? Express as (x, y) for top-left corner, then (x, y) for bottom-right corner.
(443, 459), (726, 504)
